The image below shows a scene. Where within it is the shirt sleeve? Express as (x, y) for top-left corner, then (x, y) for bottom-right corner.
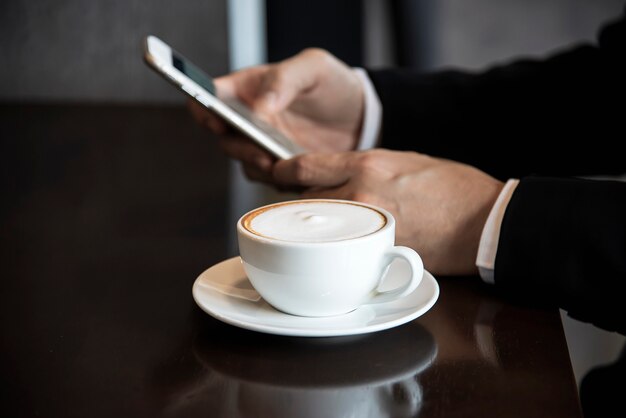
(353, 68), (382, 151)
(476, 179), (520, 283)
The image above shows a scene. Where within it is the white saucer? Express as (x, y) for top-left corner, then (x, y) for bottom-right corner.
(192, 256), (439, 337)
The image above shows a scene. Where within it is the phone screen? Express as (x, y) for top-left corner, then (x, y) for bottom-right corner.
(144, 35), (305, 159)
(171, 52), (302, 156)
(172, 54), (217, 96)
(170, 53), (264, 129)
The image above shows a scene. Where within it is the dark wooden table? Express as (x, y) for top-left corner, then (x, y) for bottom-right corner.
(0, 104), (582, 417)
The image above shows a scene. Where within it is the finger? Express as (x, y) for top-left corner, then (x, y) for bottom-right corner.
(300, 186), (349, 200)
(272, 152), (355, 187)
(187, 98), (208, 124)
(217, 135), (275, 171)
(214, 76), (237, 99)
(241, 162), (275, 184)
(215, 65), (269, 103)
(204, 111), (230, 135)
(187, 98), (230, 134)
(253, 49), (330, 114)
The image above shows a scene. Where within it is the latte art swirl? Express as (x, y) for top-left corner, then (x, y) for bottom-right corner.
(244, 201), (386, 242)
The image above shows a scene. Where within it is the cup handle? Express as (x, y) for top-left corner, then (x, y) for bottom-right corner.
(368, 246), (423, 304)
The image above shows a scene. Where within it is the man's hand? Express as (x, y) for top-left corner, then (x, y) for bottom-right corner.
(188, 48), (364, 183)
(273, 149), (504, 275)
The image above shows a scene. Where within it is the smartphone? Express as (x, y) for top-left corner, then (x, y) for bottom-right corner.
(143, 35), (305, 159)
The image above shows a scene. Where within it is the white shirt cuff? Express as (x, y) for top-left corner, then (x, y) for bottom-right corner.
(353, 68), (382, 150)
(476, 179), (520, 284)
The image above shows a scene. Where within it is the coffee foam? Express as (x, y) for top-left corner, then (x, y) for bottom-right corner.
(244, 201), (386, 242)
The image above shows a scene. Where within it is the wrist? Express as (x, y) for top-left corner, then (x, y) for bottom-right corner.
(476, 179), (520, 283)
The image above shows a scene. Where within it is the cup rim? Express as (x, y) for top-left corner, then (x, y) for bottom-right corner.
(237, 199), (395, 247)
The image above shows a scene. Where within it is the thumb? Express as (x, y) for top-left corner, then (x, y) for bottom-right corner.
(254, 50), (321, 114)
(273, 152), (355, 187)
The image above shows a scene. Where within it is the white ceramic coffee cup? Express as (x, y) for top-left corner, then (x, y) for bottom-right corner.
(237, 199), (423, 317)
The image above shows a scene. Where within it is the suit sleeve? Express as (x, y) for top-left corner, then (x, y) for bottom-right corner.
(367, 10), (625, 181)
(494, 177), (626, 334)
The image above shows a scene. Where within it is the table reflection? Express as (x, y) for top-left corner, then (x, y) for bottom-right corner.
(150, 277), (580, 418)
(0, 104), (583, 418)
(156, 321), (436, 418)
(414, 279), (582, 418)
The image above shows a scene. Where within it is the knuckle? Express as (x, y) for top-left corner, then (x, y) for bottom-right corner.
(301, 47), (329, 59)
(292, 157), (314, 183)
(355, 150), (384, 171)
(301, 48), (335, 67)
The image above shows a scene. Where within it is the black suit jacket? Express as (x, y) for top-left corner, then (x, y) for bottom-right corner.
(368, 8), (626, 334)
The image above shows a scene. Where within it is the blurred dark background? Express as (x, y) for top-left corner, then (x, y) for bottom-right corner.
(3, 0), (623, 103)
(1, 0), (624, 395)
(0, 0), (229, 102)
